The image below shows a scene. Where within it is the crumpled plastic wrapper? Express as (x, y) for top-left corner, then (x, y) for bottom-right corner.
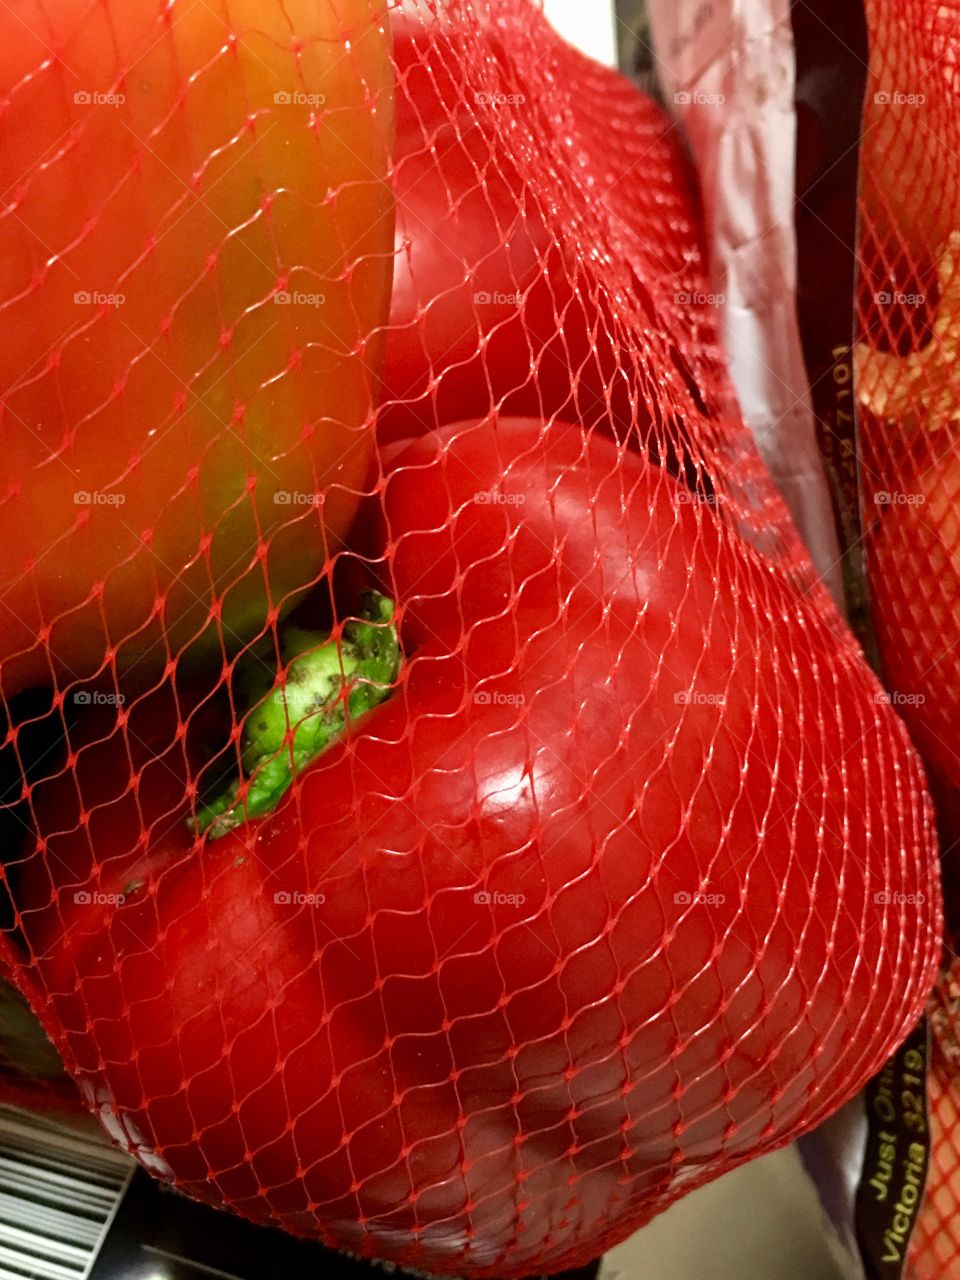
(648, 0), (845, 607)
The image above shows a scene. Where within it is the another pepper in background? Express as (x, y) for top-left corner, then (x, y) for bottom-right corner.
(0, 0), (395, 696)
(378, 15), (703, 450)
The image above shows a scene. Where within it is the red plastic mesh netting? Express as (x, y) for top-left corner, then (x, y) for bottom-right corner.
(858, 2), (960, 1276)
(0, 1), (942, 1275)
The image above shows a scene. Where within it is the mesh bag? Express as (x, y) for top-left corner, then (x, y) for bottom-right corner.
(0, 1), (943, 1275)
(858, 2), (960, 1275)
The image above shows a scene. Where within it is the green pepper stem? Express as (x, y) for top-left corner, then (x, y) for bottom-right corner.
(191, 592), (400, 839)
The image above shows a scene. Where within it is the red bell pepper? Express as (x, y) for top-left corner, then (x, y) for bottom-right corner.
(378, 16), (703, 449)
(0, 0), (395, 697)
(9, 418), (940, 1277)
